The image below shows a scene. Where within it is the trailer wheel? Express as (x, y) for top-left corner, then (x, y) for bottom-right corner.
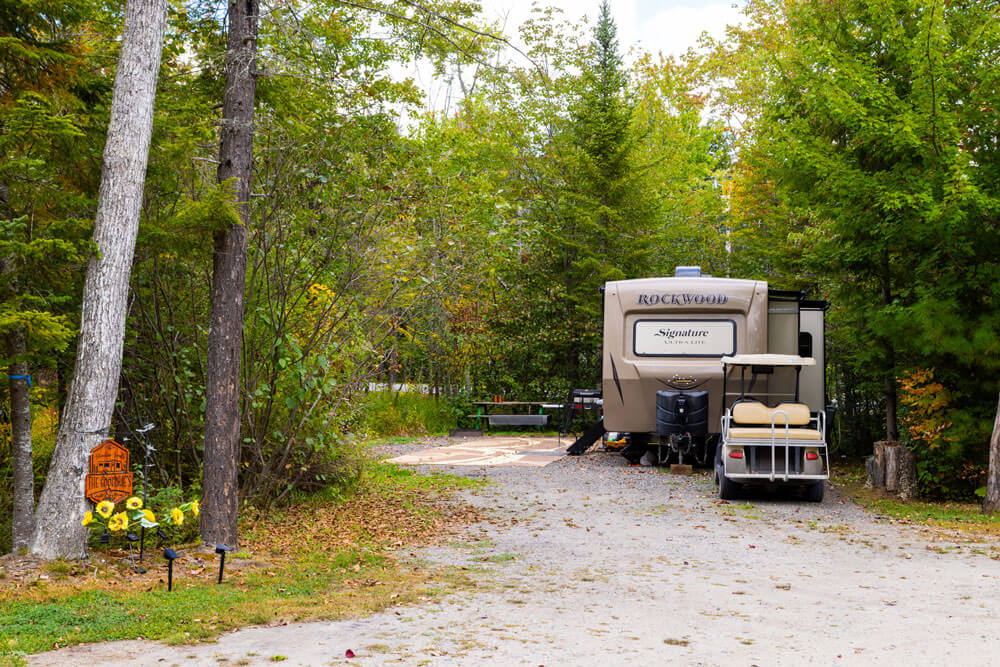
(805, 481), (824, 503)
(718, 472), (741, 500)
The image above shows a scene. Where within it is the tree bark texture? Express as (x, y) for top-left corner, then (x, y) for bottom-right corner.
(896, 448), (918, 501)
(28, 0), (168, 559)
(982, 394), (1000, 512)
(8, 330), (34, 551)
(201, 0), (258, 549)
(884, 445), (900, 492)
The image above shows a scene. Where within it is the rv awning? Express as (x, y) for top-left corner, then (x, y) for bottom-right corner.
(721, 354), (816, 367)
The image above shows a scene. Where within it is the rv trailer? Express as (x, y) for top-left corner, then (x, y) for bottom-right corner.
(601, 267), (830, 498)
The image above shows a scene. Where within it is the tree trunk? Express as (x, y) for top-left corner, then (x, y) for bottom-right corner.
(983, 393), (1000, 512)
(866, 440), (918, 500)
(884, 370), (898, 442)
(201, 0), (258, 549)
(880, 251), (898, 442)
(28, 0), (168, 559)
(7, 330), (33, 551)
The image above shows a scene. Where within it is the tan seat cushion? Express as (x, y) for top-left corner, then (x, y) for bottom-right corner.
(731, 401), (769, 424)
(732, 401), (812, 426)
(772, 403), (811, 425)
(727, 427), (823, 441)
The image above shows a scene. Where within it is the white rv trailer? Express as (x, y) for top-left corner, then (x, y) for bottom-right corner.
(601, 267), (830, 497)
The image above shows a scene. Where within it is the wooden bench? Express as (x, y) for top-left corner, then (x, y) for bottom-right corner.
(469, 402), (554, 431)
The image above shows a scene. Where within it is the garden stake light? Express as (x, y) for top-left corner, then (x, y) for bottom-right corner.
(136, 422), (155, 563)
(215, 544), (233, 583)
(163, 548), (179, 591)
(126, 532), (146, 573)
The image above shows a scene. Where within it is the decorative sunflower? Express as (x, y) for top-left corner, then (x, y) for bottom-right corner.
(108, 512), (129, 532)
(171, 508), (184, 525)
(81, 511), (94, 527)
(125, 496), (143, 510)
(96, 500), (115, 519)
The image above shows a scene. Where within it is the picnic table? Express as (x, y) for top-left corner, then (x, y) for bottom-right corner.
(469, 401), (563, 430)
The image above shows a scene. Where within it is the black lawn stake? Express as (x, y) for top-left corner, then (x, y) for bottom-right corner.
(125, 532), (146, 574)
(163, 548), (179, 591)
(215, 544), (234, 583)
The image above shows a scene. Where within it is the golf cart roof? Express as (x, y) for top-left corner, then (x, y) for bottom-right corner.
(721, 354), (816, 367)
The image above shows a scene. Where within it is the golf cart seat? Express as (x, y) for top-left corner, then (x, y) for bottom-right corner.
(728, 400), (822, 440)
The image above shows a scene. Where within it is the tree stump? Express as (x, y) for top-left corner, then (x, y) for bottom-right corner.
(885, 445), (900, 492)
(897, 447), (918, 500)
(864, 456), (878, 489)
(865, 440), (917, 500)
(865, 440), (889, 489)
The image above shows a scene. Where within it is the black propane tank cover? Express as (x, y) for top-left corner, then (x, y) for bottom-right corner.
(656, 390), (709, 436)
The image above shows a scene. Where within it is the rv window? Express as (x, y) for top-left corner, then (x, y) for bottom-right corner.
(798, 332), (813, 358)
(633, 319), (736, 357)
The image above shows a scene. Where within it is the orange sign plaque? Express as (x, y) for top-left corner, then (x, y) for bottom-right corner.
(85, 439), (133, 504)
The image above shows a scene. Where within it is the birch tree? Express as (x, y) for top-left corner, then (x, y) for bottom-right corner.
(29, 0), (168, 559)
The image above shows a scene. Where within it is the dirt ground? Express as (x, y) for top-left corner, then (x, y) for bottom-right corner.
(30, 437), (1000, 666)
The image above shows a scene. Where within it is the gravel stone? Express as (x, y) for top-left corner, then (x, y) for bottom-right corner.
(31, 438), (1000, 666)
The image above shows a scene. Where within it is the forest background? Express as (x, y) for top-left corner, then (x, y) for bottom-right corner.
(3, 0), (1000, 554)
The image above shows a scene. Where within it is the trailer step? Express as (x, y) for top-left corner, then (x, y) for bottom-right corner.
(567, 420), (605, 455)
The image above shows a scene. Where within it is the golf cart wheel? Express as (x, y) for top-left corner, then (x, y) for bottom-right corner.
(805, 481), (825, 503)
(718, 473), (741, 500)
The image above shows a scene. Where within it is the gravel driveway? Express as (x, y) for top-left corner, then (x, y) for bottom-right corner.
(31, 439), (1000, 666)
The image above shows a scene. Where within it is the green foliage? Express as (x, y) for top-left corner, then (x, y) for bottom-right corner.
(359, 391), (460, 438)
(709, 0), (1000, 493)
(8, 0), (1000, 514)
(0, 0), (100, 370)
(169, 181), (243, 235)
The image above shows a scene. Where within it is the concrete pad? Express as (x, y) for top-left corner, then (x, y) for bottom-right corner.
(386, 435), (564, 468)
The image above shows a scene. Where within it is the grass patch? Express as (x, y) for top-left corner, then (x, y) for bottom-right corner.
(360, 391), (459, 437)
(0, 463), (483, 657)
(482, 553), (518, 564)
(834, 462), (1000, 537)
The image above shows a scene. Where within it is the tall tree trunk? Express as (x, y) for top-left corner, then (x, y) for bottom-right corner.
(880, 250), (898, 441)
(983, 393), (1000, 512)
(201, 0), (258, 549)
(7, 330), (33, 551)
(28, 0), (168, 559)
(884, 367), (898, 441)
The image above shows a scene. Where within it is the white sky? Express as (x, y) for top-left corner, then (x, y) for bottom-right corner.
(410, 0), (745, 113)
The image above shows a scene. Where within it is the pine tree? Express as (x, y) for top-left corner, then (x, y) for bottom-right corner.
(0, 0), (99, 552)
(542, 1), (658, 387)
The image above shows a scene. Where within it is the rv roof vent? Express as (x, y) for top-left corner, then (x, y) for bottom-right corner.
(675, 266), (704, 277)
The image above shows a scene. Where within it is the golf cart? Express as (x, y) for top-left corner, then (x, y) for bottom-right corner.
(715, 354), (829, 502)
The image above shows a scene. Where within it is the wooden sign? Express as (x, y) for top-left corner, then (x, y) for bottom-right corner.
(85, 439), (133, 504)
